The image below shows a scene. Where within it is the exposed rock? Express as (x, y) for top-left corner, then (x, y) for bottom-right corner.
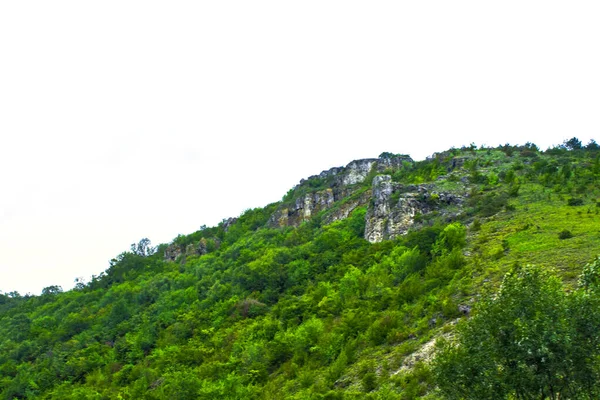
(268, 153), (465, 242)
(365, 177), (429, 243)
(323, 190), (372, 225)
(364, 175), (396, 243)
(393, 321), (458, 376)
(365, 178), (465, 243)
(300, 189), (335, 219)
(164, 237), (220, 262)
(270, 207), (290, 227)
(299, 166), (343, 185)
(342, 159), (378, 185)
(269, 154), (413, 229)
(185, 243), (196, 256)
(458, 304), (471, 315)
(376, 153), (412, 171)
(197, 237), (217, 255)
(449, 157), (468, 171)
(164, 244), (184, 262)
(269, 188), (338, 227)
(393, 337), (437, 374)
(222, 217), (237, 232)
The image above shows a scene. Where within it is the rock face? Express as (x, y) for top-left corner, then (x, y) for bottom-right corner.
(364, 177), (464, 242)
(341, 159), (378, 185)
(164, 244), (184, 262)
(221, 217), (238, 232)
(164, 237), (220, 262)
(269, 154), (413, 229)
(164, 152), (468, 262)
(365, 175), (397, 243)
(267, 153), (465, 243)
(364, 176), (442, 242)
(323, 190), (372, 226)
(268, 187), (357, 227)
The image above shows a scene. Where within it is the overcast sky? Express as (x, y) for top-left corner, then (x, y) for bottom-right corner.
(1, 1), (599, 295)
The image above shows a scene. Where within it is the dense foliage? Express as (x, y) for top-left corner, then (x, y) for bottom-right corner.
(1, 138), (600, 399)
(433, 261), (600, 399)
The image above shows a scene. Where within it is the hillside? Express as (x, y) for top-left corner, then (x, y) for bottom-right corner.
(1, 139), (600, 399)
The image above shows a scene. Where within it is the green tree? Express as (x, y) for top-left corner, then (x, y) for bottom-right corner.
(130, 237), (156, 257)
(41, 285), (63, 296)
(433, 263), (600, 399)
(431, 223), (466, 257)
(563, 137), (583, 150)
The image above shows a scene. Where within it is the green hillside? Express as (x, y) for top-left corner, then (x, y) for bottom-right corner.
(2, 139), (600, 399)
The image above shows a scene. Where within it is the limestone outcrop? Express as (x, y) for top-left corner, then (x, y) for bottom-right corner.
(164, 237), (220, 262)
(266, 153), (465, 243)
(165, 152), (468, 262)
(269, 154), (413, 229)
(364, 177), (464, 242)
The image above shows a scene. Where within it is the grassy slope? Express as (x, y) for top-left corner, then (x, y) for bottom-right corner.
(471, 183), (600, 284)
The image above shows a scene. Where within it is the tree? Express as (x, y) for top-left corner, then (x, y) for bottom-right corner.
(563, 137), (583, 150)
(586, 139), (600, 151)
(73, 277), (86, 291)
(433, 263), (600, 399)
(524, 141), (540, 151)
(431, 222), (466, 257)
(41, 285), (62, 296)
(130, 237), (156, 257)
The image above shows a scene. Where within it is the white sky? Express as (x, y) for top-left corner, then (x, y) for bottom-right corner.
(1, 1), (599, 295)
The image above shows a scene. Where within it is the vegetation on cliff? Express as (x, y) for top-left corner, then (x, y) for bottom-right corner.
(1, 139), (600, 399)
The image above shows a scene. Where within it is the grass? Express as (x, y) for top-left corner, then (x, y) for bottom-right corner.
(465, 183), (600, 288)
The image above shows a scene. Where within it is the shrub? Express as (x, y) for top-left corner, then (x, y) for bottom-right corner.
(558, 229), (573, 239)
(488, 172), (499, 185)
(362, 372), (377, 392)
(568, 198), (584, 206)
(508, 184), (520, 197)
(389, 246), (427, 283)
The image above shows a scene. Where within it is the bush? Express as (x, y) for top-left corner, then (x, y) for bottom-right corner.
(469, 191), (510, 217)
(367, 313), (399, 345)
(389, 246), (427, 282)
(508, 184), (520, 197)
(568, 198), (584, 206)
(362, 372), (377, 392)
(432, 223), (466, 256)
(559, 229), (573, 239)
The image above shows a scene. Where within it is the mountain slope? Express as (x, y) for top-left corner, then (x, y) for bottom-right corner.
(1, 140), (599, 399)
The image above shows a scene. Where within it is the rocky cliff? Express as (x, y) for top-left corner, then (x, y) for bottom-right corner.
(165, 152), (467, 261)
(364, 176), (464, 242)
(268, 154), (413, 230)
(268, 153), (465, 243)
